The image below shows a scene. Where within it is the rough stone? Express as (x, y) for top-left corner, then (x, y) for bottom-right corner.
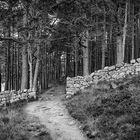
(116, 63), (123, 68)
(66, 57), (140, 96)
(137, 58), (140, 63)
(104, 66), (109, 70)
(0, 90), (36, 106)
(108, 65), (115, 71)
(136, 67), (140, 72)
(130, 59), (136, 64)
(110, 82), (118, 89)
(69, 121), (75, 126)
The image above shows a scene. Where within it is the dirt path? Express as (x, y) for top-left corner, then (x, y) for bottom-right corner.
(25, 85), (87, 140)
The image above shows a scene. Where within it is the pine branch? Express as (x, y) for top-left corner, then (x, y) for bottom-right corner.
(0, 36), (26, 44)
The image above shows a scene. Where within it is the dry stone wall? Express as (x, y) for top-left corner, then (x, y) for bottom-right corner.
(0, 90), (36, 106)
(66, 58), (140, 96)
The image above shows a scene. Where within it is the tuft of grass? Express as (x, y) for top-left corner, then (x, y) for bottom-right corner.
(0, 108), (30, 140)
(65, 76), (140, 140)
(0, 101), (53, 140)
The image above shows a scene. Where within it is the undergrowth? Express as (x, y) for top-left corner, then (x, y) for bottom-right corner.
(65, 77), (140, 140)
(0, 102), (30, 140)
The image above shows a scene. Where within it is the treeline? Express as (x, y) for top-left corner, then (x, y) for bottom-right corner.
(0, 0), (140, 91)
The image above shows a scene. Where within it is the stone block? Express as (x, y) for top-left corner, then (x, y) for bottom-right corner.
(130, 59), (136, 64)
(74, 84), (80, 88)
(104, 66), (109, 70)
(136, 58), (140, 63)
(90, 72), (95, 77)
(116, 63), (123, 68)
(110, 82), (118, 89)
(134, 62), (140, 66)
(122, 67), (128, 72)
(136, 67), (140, 72)
(108, 65), (115, 71)
(124, 63), (130, 67)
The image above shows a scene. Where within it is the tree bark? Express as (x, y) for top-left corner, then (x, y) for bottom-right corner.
(122, 1), (128, 61)
(66, 47), (71, 77)
(16, 44), (20, 90)
(21, 45), (28, 90)
(28, 44), (33, 90)
(5, 26), (11, 91)
(74, 37), (78, 76)
(117, 36), (123, 64)
(0, 66), (1, 92)
(102, 32), (107, 69)
(83, 30), (89, 76)
(32, 45), (40, 92)
(131, 3), (134, 59)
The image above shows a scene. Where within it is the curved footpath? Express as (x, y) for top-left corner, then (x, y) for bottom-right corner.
(24, 86), (87, 140)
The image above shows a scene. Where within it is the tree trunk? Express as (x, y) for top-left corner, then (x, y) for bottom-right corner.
(102, 32), (107, 69)
(11, 43), (14, 90)
(32, 59), (39, 91)
(83, 30), (89, 76)
(109, 22), (113, 66)
(122, 1), (128, 61)
(0, 67), (1, 92)
(16, 44), (20, 90)
(21, 46), (28, 90)
(32, 45), (40, 92)
(117, 36), (123, 64)
(102, 10), (107, 69)
(5, 25), (11, 90)
(74, 38), (78, 76)
(28, 45), (33, 90)
(132, 3), (134, 59)
(5, 43), (10, 90)
(66, 48), (71, 77)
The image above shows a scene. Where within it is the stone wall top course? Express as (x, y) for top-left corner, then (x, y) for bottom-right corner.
(66, 58), (140, 96)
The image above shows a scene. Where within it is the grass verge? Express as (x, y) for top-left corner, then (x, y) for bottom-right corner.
(0, 101), (52, 140)
(65, 77), (140, 140)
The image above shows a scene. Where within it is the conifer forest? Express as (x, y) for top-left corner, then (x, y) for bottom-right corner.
(1, 0), (140, 140)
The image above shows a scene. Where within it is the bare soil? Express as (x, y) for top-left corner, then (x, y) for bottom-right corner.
(24, 85), (87, 140)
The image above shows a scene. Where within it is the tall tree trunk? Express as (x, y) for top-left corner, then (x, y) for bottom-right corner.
(109, 22), (113, 66)
(40, 61), (43, 90)
(102, 10), (107, 69)
(131, 3), (134, 59)
(74, 37), (78, 76)
(14, 43), (17, 90)
(21, 46), (28, 90)
(0, 66), (1, 92)
(28, 44), (33, 90)
(83, 30), (89, 76)
(136, 17), (140, 58)
(117, 36), (123, 64)
(11, 43), (14, 90)
(102, 32), (107, 69)
(32, 45), (40, 92)
(66, 47), (71, 77)
(45, 42), (48, 89)
(5, 26), (11, 91)
(32, 59), (39, 91)
(21, 7), (29, 90)
(122, 1), (128, 61)
(16, 44), (19, 90)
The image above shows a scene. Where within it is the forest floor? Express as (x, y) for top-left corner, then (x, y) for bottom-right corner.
(24, 85), (87, 140)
